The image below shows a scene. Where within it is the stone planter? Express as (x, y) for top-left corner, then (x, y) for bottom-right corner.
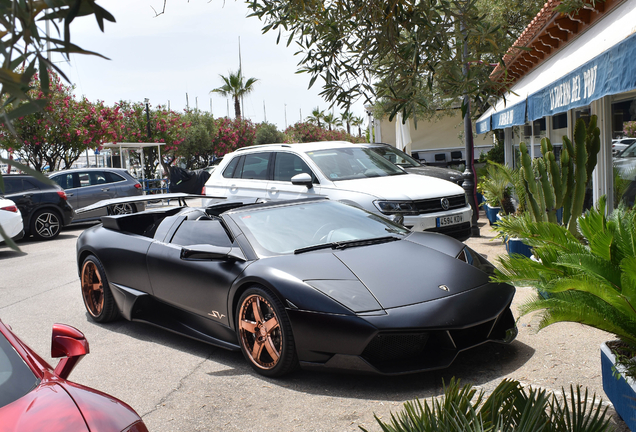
(601, 341), (636, 431)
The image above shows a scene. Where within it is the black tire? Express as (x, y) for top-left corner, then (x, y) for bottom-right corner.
(80, 255), (121, 323)
(111, 203), (136, 215)
(236, 286), (298, 377)
(30, 208), (62, 241)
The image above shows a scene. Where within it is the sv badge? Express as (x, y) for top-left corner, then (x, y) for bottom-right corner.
(208, 311), (226, 320)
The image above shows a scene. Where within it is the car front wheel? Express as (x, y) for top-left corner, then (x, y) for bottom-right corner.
(81, 255), (121, 323)
(30, 209), (61, 240)
(236, 287), (297, 377)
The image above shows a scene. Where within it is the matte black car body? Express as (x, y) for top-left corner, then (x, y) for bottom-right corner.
(2, 175), (74, 240)
(76, 195), (516, 376)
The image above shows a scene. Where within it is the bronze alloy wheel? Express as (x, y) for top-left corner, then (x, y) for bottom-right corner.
(238, 294), (282, 370)
(81, 260), (104, 318)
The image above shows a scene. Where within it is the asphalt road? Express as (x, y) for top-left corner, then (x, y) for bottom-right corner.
(0, 216), (629, 432)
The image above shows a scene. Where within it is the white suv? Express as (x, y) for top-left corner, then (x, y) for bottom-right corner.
(203, 142), (472, 241)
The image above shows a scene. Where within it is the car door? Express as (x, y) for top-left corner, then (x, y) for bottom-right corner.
(76, 171), (119, 209)
(50, 173), (80, 211)
(3, 178), (39, 226)
(146, 216), (248, 329)
(223, 152), (272, 200)
(267, 152), (322, 200)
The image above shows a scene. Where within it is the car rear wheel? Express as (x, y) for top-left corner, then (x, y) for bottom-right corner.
(111, 203), (136, 215)
(81, 256), (120, 323)
(236, 287), (297, 377)
(30, 209), (62, 240)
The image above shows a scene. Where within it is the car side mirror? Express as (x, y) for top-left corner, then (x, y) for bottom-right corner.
(51, 324), (89, 380)
(291, 173), (313, 189)
(180, 244), (245, 262)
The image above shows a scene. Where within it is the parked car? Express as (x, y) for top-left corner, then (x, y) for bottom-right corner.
(1, 175), (74, 240)
(49, 168), (144, 223)
(75, 194), (516, 377)
(201, 157), (224, 175)
(612, 137), (636, 156)
(0, 319), (148, 432)
(203, 142), (473, 241)
(0, 197), (24, 245)
(366, 143), (465, 186)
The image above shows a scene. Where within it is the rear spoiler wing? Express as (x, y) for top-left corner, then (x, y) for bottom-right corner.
(75, 193), (224, 215)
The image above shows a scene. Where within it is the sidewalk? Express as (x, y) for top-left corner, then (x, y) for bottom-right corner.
(464, 210), (629, 432)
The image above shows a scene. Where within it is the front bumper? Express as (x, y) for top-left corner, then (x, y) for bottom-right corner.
(288, 282), (516, 375)
(403, 205), (473, 241)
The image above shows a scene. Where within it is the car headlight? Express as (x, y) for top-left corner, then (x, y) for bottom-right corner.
(373, 200), (418, 215)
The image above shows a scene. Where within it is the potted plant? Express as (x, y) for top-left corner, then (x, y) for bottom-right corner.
(493, 197), (636, 430)
(478, 161), (515, 225)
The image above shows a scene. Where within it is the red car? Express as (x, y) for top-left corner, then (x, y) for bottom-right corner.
(0, 320), (148, 432)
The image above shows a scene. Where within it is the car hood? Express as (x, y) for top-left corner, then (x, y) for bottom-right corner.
(0, 382), (89, 432)
(265, 234), (491, 311)
(330, 173), (465, 200)
(331, 238), (491, 309)
(404, 166), (464, 182)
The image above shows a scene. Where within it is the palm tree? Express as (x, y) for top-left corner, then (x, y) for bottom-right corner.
(306, 107), (325, 128)
(340, 111), (354, 135)
(210, 68), (258, 119)
(350, 115), (364, 137)
(323, 112), (341, 131)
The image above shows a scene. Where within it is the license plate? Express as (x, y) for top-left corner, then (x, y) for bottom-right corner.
(436, 214), (463, 227)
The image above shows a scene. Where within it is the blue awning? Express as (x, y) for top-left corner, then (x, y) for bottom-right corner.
(528, 31), (636, 121)
(476, 116), (491, 134)
(491, 101), (527, 130)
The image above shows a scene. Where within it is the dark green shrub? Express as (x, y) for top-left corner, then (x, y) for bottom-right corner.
(255, 122), (284, 144)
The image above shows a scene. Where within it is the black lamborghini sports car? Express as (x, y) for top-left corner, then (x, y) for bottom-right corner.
(76, 195), (517, 377)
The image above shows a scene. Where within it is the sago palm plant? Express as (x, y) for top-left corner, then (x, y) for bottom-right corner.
(362, 377), (612, 432)
(493, 197), (636, 377)
(478, 161), (516, 215)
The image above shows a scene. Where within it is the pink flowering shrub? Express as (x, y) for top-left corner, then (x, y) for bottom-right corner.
(212, 118), (256, 156)
(624, 121), (636, 138)
(0, 73), (127, 171)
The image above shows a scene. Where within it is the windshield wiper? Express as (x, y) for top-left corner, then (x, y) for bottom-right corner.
(294, 235), (400, 254)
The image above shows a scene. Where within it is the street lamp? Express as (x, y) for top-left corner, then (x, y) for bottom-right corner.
(144, 98), (151, 139)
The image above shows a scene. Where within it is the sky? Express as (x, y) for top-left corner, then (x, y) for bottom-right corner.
(56, 0), (368, 132)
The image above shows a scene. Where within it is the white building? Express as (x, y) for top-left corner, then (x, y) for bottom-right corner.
(476, 0), (633, 210)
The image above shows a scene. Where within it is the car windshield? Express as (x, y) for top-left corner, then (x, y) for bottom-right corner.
(617, 141), (636, 158)
(369, 146), (421, 168)
(0, 332), (39, 409)
(230, 200), (410, 257)
(305, 147), (406, 180)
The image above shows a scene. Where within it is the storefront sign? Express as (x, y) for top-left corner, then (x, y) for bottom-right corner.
(528, 32), (636, 121)
(491, 101), (527, 129)
(476, 116), (491, 134)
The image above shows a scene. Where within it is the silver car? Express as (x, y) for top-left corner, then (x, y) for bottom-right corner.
(49, 168), (144, 223)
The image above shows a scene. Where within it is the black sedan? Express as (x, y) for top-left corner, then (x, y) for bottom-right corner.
(76, 195), (516, 377)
